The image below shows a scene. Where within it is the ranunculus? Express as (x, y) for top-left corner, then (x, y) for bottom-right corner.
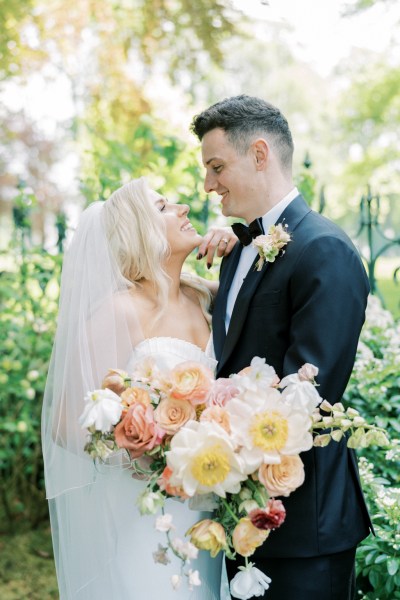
(200, 406), (231, 433)
(114, 402), (164, 458)
(120, 386), (151, 409)
(232, 517), (269, 557)
(230, 564), (271, 600)
(206, 378), (240, 407)
(249, 499), (286, 531)
(79, 389), (122, 433)
(101, 368), (129, 395)
(157, 466), (189, 499)
(258, 455), (305, 497)
(154, 396), (195, 434)
(186, 519), (227, 557)
(169, 361), (213, 405)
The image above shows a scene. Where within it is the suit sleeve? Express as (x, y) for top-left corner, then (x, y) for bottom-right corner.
(283, 235), (370, 404)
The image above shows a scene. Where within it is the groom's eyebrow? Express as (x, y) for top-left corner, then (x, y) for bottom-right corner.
(205, 156), (221, 165)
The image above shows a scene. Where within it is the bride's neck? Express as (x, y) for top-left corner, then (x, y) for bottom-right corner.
(141, 256), (185, 303)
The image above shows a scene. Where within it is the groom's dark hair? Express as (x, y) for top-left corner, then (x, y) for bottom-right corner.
(191, 95), (294, 172)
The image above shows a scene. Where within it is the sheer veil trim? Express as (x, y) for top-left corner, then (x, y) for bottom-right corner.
(42, 191), (146, 500)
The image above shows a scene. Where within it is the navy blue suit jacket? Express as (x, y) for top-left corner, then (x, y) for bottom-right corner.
(212, 195), (372, 558)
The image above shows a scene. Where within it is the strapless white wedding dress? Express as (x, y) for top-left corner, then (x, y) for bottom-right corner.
(65, 337), (222, 600)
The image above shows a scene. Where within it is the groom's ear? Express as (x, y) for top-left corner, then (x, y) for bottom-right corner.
(252, 138), (269, 171)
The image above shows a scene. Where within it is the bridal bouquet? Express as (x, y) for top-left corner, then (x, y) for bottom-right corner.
(80, 357), (389, 599)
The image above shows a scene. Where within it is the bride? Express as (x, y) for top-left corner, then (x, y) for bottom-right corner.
(41, 178), (235, 599)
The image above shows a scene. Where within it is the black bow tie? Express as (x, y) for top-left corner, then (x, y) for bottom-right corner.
(231, 218), (265, 246)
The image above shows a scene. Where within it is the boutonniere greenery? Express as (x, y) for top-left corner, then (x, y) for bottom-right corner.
(252, 223), (292, 271)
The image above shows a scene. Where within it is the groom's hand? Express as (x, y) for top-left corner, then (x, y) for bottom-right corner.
(197, 226), (238, 268)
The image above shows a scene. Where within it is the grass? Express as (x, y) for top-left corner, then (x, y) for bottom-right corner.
(0, 523), (58, 600)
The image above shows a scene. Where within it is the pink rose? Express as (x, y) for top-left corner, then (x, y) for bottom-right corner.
(249, 499), (286, 531)
(206, 378), (240, 407)
(258, 455), (305, 497)
(114, 403), (164, 458)
(169, 361), (213, 405)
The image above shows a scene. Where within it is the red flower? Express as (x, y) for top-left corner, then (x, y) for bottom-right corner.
(249, 499), (286, 531)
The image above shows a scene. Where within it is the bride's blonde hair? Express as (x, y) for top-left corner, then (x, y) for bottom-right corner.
(103, 178), (211, 323)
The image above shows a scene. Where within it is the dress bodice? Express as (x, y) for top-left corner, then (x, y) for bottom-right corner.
(126, 336), (217, 373)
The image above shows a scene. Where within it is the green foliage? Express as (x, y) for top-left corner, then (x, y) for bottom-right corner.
(80, 114), (215, 238)
(356, 456), (400, 599)
(0, 0), (34, 78)
(0, 246), (61, 529)
(344, 296), (400, 598)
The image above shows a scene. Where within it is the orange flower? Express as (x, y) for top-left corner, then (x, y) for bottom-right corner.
(158, 466), (188, 499)
(232, 517), (269, 557)
(169, 361), (213, 405)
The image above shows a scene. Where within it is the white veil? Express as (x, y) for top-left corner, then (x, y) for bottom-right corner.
(41, 181), (147, 597)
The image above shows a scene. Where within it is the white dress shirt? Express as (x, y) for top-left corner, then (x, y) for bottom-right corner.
(225, 187), (299, 332)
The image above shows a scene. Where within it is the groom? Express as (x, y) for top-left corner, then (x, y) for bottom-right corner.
(192, 95), (373, 600)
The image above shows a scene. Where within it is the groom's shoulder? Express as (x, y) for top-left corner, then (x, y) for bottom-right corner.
(296, 207), (355, 249)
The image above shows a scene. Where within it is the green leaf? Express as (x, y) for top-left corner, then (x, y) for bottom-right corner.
(388, 559), (399, 576)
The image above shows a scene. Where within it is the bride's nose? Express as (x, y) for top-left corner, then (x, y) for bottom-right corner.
(177, 203), (189, 216)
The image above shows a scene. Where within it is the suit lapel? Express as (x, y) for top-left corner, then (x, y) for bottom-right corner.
(216, 195), (311, 375)
(212, 241), (243, 360)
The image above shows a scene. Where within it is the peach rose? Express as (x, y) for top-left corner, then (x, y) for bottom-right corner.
(200, 406), (231, 434)
(120, 386), (151, 409)
(101, 368), (129, 395)
(186, 519), (227, 557)
(158, 466), (189, 498)
(258, 455), (305, 497)
(114, 402), (164, 458)
(169, 361), (213, 405)
(154, 397), (195, 434)
(232, 517), (269, 557)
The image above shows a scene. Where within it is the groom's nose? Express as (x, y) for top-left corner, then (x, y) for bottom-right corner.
(204, 171), (216, 194)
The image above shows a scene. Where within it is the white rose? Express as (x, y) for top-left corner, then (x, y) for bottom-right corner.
(79, 389), (122, 432)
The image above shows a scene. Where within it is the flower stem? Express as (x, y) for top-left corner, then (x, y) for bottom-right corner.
(221, 498), (240, 524)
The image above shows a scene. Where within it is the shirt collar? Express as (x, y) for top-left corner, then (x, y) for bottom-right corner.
(261, 187), (299, 232)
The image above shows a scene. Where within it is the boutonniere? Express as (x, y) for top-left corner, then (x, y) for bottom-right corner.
(252, 223), (292, 271)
